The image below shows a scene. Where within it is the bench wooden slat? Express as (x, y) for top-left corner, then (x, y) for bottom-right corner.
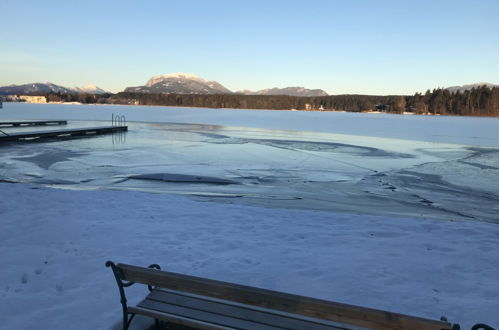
(118, 263), (451, 330)
(146, 288), (350, 330)
(128, 306), (235, 330)
(139, 298), (285, 330)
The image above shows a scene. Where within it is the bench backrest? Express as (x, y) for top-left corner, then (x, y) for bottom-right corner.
(116, 263), (452, 330)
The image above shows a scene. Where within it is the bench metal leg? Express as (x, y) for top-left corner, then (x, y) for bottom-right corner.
(107, 262), (169, 330)
(106, 261), (137, 330)
(124, 313), (135, 330)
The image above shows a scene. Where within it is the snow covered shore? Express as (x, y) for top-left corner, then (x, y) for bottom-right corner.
(1, 103), (498, 329)
(1, 182), (498, 329)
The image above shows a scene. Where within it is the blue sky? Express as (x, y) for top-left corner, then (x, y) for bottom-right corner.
(1, 0), (498, 94)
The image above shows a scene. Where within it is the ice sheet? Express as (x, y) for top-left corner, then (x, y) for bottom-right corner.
(2, 102), (499, 146)
(1, 119), (498, 223)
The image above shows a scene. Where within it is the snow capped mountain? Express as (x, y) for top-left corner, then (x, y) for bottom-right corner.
(72, 84), (109, 94)
(0, 83), (73, 95)
(0, 82), (109, 95)
(446, 82), (498, 93)
(237, 89), (254, 94)
(238, 87), (328, 97)
(145, 73), (206, 87)
(126, 73), (232, 94)
(124, 73), (330, 97)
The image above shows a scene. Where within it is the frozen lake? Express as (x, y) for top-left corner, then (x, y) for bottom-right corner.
(1, 103), (499, 223)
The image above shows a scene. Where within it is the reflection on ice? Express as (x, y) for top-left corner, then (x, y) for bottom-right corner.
(0, 121), (498, 223)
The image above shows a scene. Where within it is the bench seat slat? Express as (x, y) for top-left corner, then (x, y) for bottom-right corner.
(138, 298), (285, 330)
(145, 288), (351, 330)
(118, 263), (451, 330)
(128, 306), (235, 330)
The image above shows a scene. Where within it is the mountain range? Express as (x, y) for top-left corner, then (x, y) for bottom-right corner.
(237, 87), (328, 97)
(0, 83), (109, 95)
(445, 82), (499, 93)
(124, 73), (329, 97)
(125, 73), (232, 94)
(1, 76), (497, 97)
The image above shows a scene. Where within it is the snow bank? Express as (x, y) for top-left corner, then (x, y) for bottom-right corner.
(1, 182), (498, 329)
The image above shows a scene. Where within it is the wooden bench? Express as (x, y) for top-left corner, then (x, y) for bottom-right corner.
(106, 261), (461, 330)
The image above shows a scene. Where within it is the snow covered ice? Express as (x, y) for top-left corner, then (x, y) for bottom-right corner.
(0, 103), (498, 329)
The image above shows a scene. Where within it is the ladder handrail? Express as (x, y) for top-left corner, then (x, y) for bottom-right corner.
(112, 113), (126, 126)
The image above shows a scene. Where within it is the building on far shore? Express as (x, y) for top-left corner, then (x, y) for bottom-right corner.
(3, 95), (47, 103)
(19, 95), (47, 103)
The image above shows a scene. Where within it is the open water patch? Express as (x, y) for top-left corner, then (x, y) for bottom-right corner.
(12, 148), (87, 170)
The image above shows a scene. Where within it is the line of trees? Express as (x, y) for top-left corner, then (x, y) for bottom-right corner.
(32, 86), (499, 116)
(108, 92), (409, 112)
(44, 92), (113, 104)
(407, 86), (499, 116)
(108, 86), (499, 116)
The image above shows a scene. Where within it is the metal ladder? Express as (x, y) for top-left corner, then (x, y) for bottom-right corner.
(111, 113), (126, 126)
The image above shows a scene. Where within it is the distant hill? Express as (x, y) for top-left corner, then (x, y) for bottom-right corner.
(125, 73), (232, 94)
(0, 83), (74, 95)
(238, 87), (328, 97)
(446, 82), (498, 93)
(73, 84), (109, 94)
(0, 82), (109, 95)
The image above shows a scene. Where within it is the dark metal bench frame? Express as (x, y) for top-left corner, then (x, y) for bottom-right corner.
(106, 261), (493, 330)
(107, 261), (162, 329)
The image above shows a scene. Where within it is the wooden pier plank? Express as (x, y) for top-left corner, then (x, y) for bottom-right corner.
(0, 125), (127, 143)
(0, 120), (67, 127)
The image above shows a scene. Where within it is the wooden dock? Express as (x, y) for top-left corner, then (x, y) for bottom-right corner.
(0, 120), (67, 127)
(0, 126), (127, 143)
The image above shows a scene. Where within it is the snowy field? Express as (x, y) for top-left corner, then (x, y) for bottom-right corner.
(1, 103), (499, 329)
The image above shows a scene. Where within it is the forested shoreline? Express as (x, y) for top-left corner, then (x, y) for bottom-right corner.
(109, 86), (499, 116)
(15, 86), (499, 116)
